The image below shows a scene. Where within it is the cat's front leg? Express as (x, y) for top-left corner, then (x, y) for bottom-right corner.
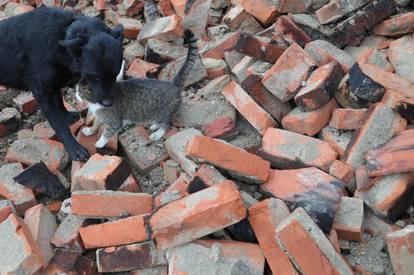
(95, 124), (120, 148)
(82, 118), (102, 136)
(150, 122), (169, 141)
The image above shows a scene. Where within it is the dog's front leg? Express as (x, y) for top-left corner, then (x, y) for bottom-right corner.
(33, 87), (90, 161)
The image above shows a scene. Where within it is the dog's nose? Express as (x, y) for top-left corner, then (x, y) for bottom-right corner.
(101, 99), (113, 106)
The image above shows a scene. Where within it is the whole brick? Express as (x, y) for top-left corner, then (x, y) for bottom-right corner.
(259, 128), (337, 172)
(248, 199), (296, 275)
(0, 200), (15, 224)
(79, 214), (149, 249)
(374, 12), (414, 36)
(71, 190), (153, 218)
(315, 0), (371, 25)
(238, 0), (278, 25)
(282, 99), (338, 136)
(294, 61), (344, 111)
(0, 163), (36, 214)
(386, 225), (414, 275)
(51, 214), (86, 253)
(222, 81), (276, 135)
(329, 108), (367, 130)
(24, 204), (57, 266)
(96, 241), (167, 272)
(72, 153), (131, 192)
(5, 138), (69, 172)
(262, 43), (316, 102)
(137, 14), (183, 43)
(186, 135), (270, 183)
(276, 208), (353, 275)
(0, 214), (45, 274)
(333, 197), (364, 241)
(149, 181), (246, 249)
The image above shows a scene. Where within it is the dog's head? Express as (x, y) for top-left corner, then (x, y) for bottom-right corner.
(59, 22), (124, 107)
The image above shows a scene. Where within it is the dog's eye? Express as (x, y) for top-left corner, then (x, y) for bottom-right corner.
(86, 75), (100, 82)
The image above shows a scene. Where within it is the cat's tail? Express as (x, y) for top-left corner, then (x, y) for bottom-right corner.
(173, 29), (198, 88)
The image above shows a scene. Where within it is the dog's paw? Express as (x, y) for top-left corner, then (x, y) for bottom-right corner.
(68, 143), (90, 161)
(82, 127), (96, 136)
(150, 127), (167, 141)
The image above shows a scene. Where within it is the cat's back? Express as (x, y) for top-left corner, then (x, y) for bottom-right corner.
(117, 78), (177, 95)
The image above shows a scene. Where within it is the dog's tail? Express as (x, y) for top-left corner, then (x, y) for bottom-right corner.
(173, 29), (198, 88)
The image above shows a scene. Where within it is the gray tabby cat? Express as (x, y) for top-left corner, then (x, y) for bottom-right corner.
(77, 29), (198, 149)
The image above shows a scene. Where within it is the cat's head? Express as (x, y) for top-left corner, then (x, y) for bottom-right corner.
(75, 82), (97, 103)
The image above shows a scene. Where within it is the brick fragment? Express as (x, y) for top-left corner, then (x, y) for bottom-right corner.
(119, 126), (168, 175)
(79, 214), (149, 249)
(77, 126), (117, 156)
(355, 173), (414, 221)
(149, 181), (246, 249)
(276, 208), (353, 275)
(282, 99), (338, 136)
(342, 103), (395, 168)
(274, 15), (311, 47)
(24, 204), (57, 266)
(248, 199), (296, 275)
(0, 107), (20, 137)
(5, 138), (68, 172)
(223, 4), (263, 34)
(146, 38), (187, 63)
(155, 173), (190, 207)
(167, 239), (265, 274)
(305, 40), (354, 73)
(43, 248), (79, 275)
(96, 241), (167, 273)
(203, 32), (240, 59)
(388, 34), (414, 84)
(192, 164), (227, 187)
(198, 75), (231, 99)
(118, 174), (142, 192)
(0, 214), (45, 274)
(186, 135), (270, 183)
(0, 163), (36, 214)
(333, 197), (364, 241)
(72, 153), (131, 192)
(329, 108), (367, 130)
(119, 17), (142, 39)
(315, 0), (371, 25)
(231, 56), (254, 83)
(201, 116), (235, 139)
(51, 214), (86, 253)
(319, 126), (352, 157)
(13, 92), (38, 114)
(329, 160), (354, 184)
(126, 58), (159, 79)
(365, 129), (414, 177)
(34, 118), (84, 140)
(259, 128), (337, 171)
(349, 63), (385, 103)
(4, 2), (34, 16)
(222, 81), (276, 135)
(131, 266), (168, 275)
(385, 225), (414, 275)
(123, 0), (145, 17)
(0, 200), (15, 224)
(124, 41), (145, 62)
(374, 12), (414, 36)
(163, 159), (181, 184)
(137, 14), (183, 43)
(262, 43), (316, 102)
(203, 58), (229, 79)
(234, 34), (286, 63)
(238, 0), (278, 25)
(294, 62), (344, 111)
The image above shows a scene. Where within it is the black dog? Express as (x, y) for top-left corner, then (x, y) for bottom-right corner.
(0, 7), (124, 160)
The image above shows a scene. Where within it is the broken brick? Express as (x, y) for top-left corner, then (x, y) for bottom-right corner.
(124, 0), (145, 17)
(72, 153), (131, 192)
(333, 197), (364, 241)
(223, 4), (263, 34)
(233, 34), (286, 63)
(163, 159), (181, 184)
(349, 63), (385, 103)
(149, 181), (246, 249)
(248, 199), (296, 275)
(192, 164), (227, 188)
(329, 160), (354, 184)
(131, 266), (168, 275)
(0, 214), (45, 274)
(79, 214), (149, 249)
(0, 163), (36, 214)
(71, 190), (153, 218)
(203, 58), (229, 79)
(262, 43), (316, 102)
(259, 127), (337, 171)
(373, 12), (414, 36)
(294, 62), (344, 111)
(24, 204), (57, 266)
(222, 81), (276, 135)
(198, 75), (231, 99)
(119, 17), (142, 39)
(154, 173), (190, 207)
(385, 225), (414, 275)
(138, 14), (183, 43)
(231, 56), (255, 83)
(119, 126), (168, 175)
(126, 58), (159, 79)
(201, 115), (235, 139)
(186, 135), (270, 183)
(274, 15), (311, 48)
(329, 108), (367, 130)
(5, 138), (69, 172)
(238, 0), (278, 25)
(203, 32), (240, 59)
(4, 2), (34, 16)
(282, 99), (338, 136)
(146, 38), (187, 63)
(315, 0), (371, 25)
(42, 248), (80, 275)
(364, 209), (399, 237)
(0, 200), (15, 224)
(276, 208), (353, 274)
(117, 174), (142, 193)
(387, 34), (414, 84)
(13, 92), (38, 114)
(124, 41), (145, 62)
(0, 107), (20, 137)
(51, 214), (86, 253)
(96, 241), (167, 273)
(319, 126), (352, 158)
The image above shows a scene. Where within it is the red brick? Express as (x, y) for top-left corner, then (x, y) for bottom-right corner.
(238, 0), (278, 25)
(282, 99), (338, 136)
(294, 62), (344, 111)
(4, 2), (34, 16)
(154, 173), (190, 207)
(329, 108), (367, 130)
(364, 210), (399, 237)
(223, 4), (263, 34)
(95, 0), (106, 10)
(123, 0), (145, 17)
(0, 200), (15, 224)
(262, 43), (315, 102)
(201, 116), (236, 139)
(0, 214), (45, 274)
(222, 81), (276, 135)
(315, 0), (371, 25)
(231, 56), (254, 83)
(328, 229), (340, 253)
(0, 107), (20, 137)
(385, 225), (414, 275)
(186, 135), (270, 183)
(96, 241), (167, 273)
(42, 248), (80, 275)
(13, 92), (38, 114)
(35, 0), (61, 7)
(342, 103), (395, 168)
(79, 214), (149, 249)
(51, 215), (86, 253)
(119, 17), (143, 39)
(393, 113), (407, 133)
(24, 204), (57, 266)
(0, 163), (37, 214)
(46, 200), (62, 214)
(248, 199), (296, 275)
(193, 164), (227, 187)
(131, 266), (168, 275)
(72, 153), (131, 192)
(329, 160), (354, 184)
(234, 34), (286, 64)
(34, 118), (84, 140)
(373, 12), (414, 36)
(365, 129), (414, 177)
(71, 190), (153, 217)
(126, 58), (159, 79)
(203, 58), (229, 80)
(319, 126), (352, 158)
(149, 181), (246, 249)
(137, 14), (183, 43)
(276, 208), (353, 274)
(274, 15), (311, 47)
(355, 165), (374, 192)
(203, 32), (240, 59)
(117, 174), (142, 192)
(333, 197), (364, 241)
(259, 128), (337, 172)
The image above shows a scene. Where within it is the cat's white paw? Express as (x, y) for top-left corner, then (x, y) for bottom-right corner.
(149, 123), (160, 131)
(150, 127), (167, 141)
(95, 136), (109, 148)
(82, 127), (96, 136)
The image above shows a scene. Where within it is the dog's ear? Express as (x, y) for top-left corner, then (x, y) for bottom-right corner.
(58, 37), (85, 48)
(111, 24), (124, 42)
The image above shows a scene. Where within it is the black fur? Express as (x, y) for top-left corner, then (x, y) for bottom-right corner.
(0, 7), (124, 160)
